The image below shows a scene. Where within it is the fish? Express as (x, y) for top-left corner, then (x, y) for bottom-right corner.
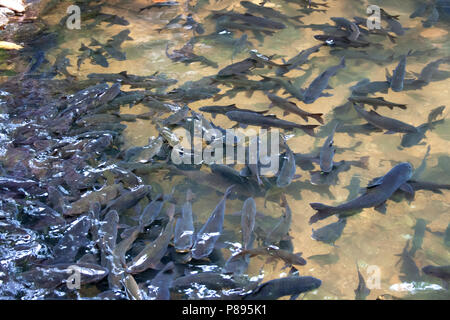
(355, 264), (371, 300)
(97, 210), (119, 267)
(422, 265), (450, 288)
(103, 185), (152, 214)
(353, 104), (418, 134)
(140, 1), (179, 12)
(191, 186), (234, 260)
(275, 44), (323, 76)
(241, 197), (256, 250)
(423, 7), (439, 28)
(277, 146), (298, 188)
(389, 52), (411, 92)
(348, 96), (407, 110)
(381, 9), (405, 35)
(21, 263), (108, 289)
(145, 262), (176, 300)
(183, 14), (205, 35)
(230, 245), (307, 268)
(249, 50), (290, 68)
(319, 123), (339, 173)
(265, 195), (292, 245)
(311, 218), (347, 245)
(127, 204), (176, 274)
(330, 17), (361, 41)
(218, 58), (264, 77)
(225, 111), (318, 136)
(172, 272), (240, 291)
(351, 79), (390, 96)
(199, 104), (268, 119)
(212, 10), (286, 30)
(303, 57), (346, 104)
(240, 1), (304, 23)
(400, 119), (444, 148)
(314, 34), (370, 48)
(174, 190), (195, 252)
(138, 194), (166, 229)
(51, 215), (91, 263)
(243, 276), (321, 300)
(409, 218), (428, 256)
(310, 162), (413, 223)
(267, 93), (324, 123)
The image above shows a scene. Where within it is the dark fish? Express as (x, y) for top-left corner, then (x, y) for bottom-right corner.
(226, 111), (318, 136)
(267, 93), (324, 123)
(145, 262), (176, 300)
(265, 195), (292, 245)
(310, 162), (413, 223)
(51, 215), (91, 263)
(303, 57), (346, 104)
(21, 263), (108, 289)
(140, 1), (179, 12)
(218, 58), (263, 76)
(355, 264), (371, 300)
(311, 218), (347, 245)
(241, 197), (256, 250)
(353, 104), (418, 134)
(249, 50), (290, 68)
(243, 276), (321, 300)
(277, 147), (297, 188)
(423, 7), (439, 27)
(351, 79), (390, 96)
(183, 14), (205, 34)
(98, 210), (119, 267)
(138, 194), (166, 229)
(191, 186), (234, 260)
(172, 272), (240, 291)
(314, 34), (370, 48)
(330, 17), (361, 41)
(390, 52), (410, 92)
(409, 218), (427, 256)
(212, 10), (286, 30)
(422, 265), (450, 288)
(103, 185), (152, 214)
(199, 104), (268, 119)
(240, 1), (304, 23)
(230, 245), (307, 268)
(276, 44), (323, 76)
(174, 190), (195, 252)
(319, 123), (339, 173)
(127, 204), (176, 273)
(348, 96), (407, 110)
(400, 119), (444, 148)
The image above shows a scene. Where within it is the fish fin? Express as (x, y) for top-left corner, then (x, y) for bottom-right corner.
(300, 125), (318, 137)
(374, 202), (387, 214)
(367, 176), (383, 188)
(301, 115), (309, 123)
(310, 113), (324, 124)
(384, 130), (397, 134)
(240, 166), (251, 177)
(320, 92), (333, 97)
(240, 123), (249, 129)
(283, 111), (289, 116)
(399, 183), (415, 199)
(309, 203), (335, 224)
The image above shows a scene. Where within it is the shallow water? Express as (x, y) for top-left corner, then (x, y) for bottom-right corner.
(0, 0), (449, 300)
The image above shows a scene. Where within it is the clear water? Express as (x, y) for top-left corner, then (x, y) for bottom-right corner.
(0, 0), (449, 300)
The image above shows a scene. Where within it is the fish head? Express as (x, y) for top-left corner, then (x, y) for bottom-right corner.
(396, 162), (414, 180)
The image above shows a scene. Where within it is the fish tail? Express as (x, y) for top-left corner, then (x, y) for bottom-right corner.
(298, 124), (318, 137)
(310, 113), (324, 124)
(309, 203), (335, 224)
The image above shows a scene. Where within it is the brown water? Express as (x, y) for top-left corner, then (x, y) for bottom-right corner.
(4, 0), (450, 299)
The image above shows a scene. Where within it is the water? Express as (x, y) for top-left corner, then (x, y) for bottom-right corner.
(0, 0), (449, 300)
